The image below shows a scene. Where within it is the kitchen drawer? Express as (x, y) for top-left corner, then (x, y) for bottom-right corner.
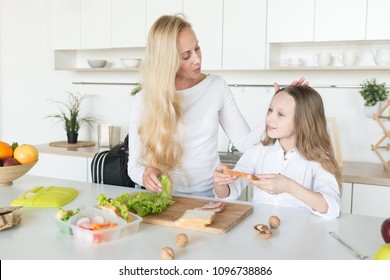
(352, 183), (390, 218)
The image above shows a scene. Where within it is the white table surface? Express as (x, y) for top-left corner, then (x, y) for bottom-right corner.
(0, 175), (385, 260)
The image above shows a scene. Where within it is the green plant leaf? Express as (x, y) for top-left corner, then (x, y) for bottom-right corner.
(359, 78), (389, 106)
(46, 92), (99, 133)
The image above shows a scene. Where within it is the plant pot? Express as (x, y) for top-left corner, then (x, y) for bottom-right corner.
(364, 102), (382, 118)
(67, 133), (78, 144)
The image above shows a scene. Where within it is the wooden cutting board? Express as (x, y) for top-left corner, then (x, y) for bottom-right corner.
(142, 196), (253, 234)
(49, 141), (95, 148)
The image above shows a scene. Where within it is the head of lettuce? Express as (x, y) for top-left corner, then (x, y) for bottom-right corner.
(97, 175), (174, 220)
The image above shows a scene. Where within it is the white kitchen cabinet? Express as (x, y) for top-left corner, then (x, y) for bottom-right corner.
(50, 0), (80, 50)
(222, 0), (266, 70)
(314, 0), (366, 42)
(267, 0), (366, 43)
(352, 183), (390, 218)
(183, 0), (223, 70)
(52, 0), (146, 50)
(267, 0), (314, 43)
(80, 0), (111, 49)
(340, 182), (352, 214)
(112, 0), (147, 48)
(366, 0), (390, 40)
(146, 0), (182, 33)
(28, 154), (92, 183)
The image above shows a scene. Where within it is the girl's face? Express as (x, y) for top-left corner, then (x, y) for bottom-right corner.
(266, 91), (296, 150)
(176, 26), (202, 87)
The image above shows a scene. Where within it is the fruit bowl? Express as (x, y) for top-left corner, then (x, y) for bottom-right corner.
(0, 161), (38, 187)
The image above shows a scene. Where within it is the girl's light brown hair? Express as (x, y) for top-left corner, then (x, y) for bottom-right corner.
(262, 85), (342, 193)
(138, 14), (190, 174)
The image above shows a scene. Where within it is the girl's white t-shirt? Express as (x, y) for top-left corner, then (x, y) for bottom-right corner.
(224, 140), (341, 218)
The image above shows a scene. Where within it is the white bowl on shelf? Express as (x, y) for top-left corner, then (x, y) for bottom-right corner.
(121, 58), (141, 68)
(87, 59), (107, 68)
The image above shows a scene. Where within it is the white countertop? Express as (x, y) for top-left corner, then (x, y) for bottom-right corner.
(35, 144), (390, 186)
(0, 175), (385, 260)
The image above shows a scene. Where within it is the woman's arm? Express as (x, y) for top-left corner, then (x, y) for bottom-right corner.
(218, 78), (262, 152)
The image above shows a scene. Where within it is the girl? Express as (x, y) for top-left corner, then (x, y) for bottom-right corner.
(213, 85), (342, 218)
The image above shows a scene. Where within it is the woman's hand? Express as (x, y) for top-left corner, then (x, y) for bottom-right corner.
(142, 167), (163, 193)
(213, 164), (236, 198)
(250, 173), (293, 195)
(273, 77), (309, 92)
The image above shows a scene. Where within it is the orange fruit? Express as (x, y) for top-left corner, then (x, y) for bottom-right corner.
(13, 144), (39, 164)
(0, 141), (13, 160)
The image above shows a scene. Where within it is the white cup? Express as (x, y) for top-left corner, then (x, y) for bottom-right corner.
(337, 51), (358, 66)
(98, 124), (121, 148)
(313, 52), (333, 66)
(285, 57), (304, 66)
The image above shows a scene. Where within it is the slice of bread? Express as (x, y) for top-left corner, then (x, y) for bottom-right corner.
(223, 169), (258, 180)
(176, 209), (216, 226)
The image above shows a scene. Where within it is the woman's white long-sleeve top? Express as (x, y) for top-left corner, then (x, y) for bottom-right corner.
(224, 140), (341, 218)
(128, 75), (261, 197)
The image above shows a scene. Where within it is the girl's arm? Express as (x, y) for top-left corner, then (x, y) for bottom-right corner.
(253, 166), (340, 217)
(253, 174), (329, 213)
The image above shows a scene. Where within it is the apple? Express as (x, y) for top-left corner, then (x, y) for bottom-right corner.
(374, 243), (390, 260)
(381, 218), (390, 243)
(1, 157), (20, 167)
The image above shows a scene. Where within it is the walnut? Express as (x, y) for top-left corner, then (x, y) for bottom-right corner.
(175, 233), (188, 247)
(253, 224), (269, 232)
(268, 215), (281, 228)
(259, 229), (273, 239)
(254, 224), (272, 239)
(160, 247), (175, 260)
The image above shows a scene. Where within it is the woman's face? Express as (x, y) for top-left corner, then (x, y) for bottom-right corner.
(176, 26), (202, 84)
(266, 91), (296, 149)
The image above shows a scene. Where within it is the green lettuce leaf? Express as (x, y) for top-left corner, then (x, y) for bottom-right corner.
(96, 176), (174, 217)
(159, 175), (172, 198)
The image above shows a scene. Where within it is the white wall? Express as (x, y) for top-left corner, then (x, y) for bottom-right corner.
(1, 0), (389, 164)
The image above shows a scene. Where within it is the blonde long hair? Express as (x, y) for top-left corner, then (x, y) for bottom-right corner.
(138, 15), (189, 174)
(262, 85), (342, 193)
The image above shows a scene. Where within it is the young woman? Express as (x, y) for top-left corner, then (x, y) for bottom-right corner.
(128, 14), (308, 197)
(213, 85), (342, 218)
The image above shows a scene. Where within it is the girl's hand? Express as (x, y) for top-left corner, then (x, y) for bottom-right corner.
(213, 164), (237, 187)
(142, 167), (162, 193)
(213, 164), (236, 198)
(273, 77), (309, 92)
(250, 173), (293, 195)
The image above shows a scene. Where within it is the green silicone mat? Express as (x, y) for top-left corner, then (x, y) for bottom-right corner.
(11, 186), (79, 208)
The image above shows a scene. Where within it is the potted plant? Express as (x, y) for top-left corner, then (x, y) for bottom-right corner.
(359, 78), (389, 117)
(47, 92), (98, 143)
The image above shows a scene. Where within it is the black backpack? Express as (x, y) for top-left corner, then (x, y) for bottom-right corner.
(91, 135), (135, 187)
